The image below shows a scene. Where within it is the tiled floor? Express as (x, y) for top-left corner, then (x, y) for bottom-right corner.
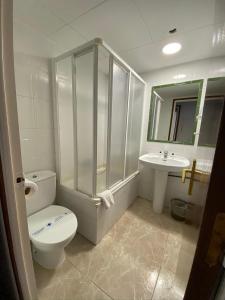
(34, 198), (199, 300)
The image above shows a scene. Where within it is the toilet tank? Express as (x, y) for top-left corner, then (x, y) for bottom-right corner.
(25, 170), (56, 216)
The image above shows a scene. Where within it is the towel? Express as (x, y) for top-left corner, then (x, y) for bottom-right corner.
(24, 178), (38, 199)
(98, 190), (115, 209)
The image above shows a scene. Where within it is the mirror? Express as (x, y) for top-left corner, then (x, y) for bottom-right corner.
(198, 77), (225, 147)
(147, 80), (203, 144)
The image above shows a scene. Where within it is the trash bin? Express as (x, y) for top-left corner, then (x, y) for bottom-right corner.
(171, 198), (188, 221)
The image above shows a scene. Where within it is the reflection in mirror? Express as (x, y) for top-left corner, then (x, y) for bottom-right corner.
(148, 80), (203, 144)
(198, 77), (225, 147)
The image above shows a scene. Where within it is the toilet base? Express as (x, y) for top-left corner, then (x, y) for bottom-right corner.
(32, 245), (65, 269)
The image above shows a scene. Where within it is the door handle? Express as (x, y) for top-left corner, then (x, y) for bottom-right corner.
(205, 213), (225, 267)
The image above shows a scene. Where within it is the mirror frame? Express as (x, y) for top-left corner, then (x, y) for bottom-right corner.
(198, 77), (225, 148)
(147, 79), (204, 145)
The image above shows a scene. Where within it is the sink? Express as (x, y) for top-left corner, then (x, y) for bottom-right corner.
(139, 153), (190, 172)
(139, 153), (190, 213)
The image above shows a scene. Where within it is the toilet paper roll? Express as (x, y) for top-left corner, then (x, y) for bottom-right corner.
(24, 178), (38, 199)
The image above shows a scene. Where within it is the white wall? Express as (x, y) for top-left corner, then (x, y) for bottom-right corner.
(13, 18), (56, 174)
(139, 56), (225, 210)
(14, 52), (55, 174)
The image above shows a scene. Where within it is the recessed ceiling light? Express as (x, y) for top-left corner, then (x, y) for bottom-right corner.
(173, 74), (186, 79)
(162, 42), (182, 55)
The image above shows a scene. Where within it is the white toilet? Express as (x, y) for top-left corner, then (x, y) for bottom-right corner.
(25, 170), (77, 269)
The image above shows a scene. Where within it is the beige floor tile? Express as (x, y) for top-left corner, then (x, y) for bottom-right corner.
(35, 198), (197, 300)
(94, 253), (159, 300)
(162, 233), (182, 273)
(181, 223), (199, 255)
(66, 232), (122, 279)
(34, 260), (111, 300)
(153, 248), (194, 300)
(152, 267), (185, 300)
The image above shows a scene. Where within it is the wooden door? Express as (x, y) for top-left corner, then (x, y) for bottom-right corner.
(184, 96), (225, 299)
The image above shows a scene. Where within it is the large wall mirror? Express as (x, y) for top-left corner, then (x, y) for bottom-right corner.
(198, 77), (225, 147)
(147, 80), (203, 144)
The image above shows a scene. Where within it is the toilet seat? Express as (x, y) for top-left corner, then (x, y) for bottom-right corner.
(28, 205), (77, 245)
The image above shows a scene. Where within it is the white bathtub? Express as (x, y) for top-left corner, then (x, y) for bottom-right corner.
(56, 171), (139, 244)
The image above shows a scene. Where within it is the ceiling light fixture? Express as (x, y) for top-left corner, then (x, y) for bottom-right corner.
(173, 74), (186, 79)
(162, 42), (182, 55)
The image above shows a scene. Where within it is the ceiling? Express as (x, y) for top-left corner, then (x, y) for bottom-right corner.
(13, 0), (225, 74)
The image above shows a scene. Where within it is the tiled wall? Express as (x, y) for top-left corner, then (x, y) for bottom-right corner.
(139, 56), (225, 208)
(14, 52), (55, 174)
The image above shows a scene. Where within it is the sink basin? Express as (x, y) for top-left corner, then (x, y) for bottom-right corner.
(139, 153), (190, 213)
(139, 153), (190, 172)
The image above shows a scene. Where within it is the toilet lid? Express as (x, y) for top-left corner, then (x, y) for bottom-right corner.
(28, 205), (77, 244)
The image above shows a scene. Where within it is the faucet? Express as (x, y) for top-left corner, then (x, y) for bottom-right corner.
(163, 150), (168, 161)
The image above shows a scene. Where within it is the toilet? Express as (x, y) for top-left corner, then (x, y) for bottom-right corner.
(25, 170), (77, 269)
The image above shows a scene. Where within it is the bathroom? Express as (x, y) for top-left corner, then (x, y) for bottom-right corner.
(0, 0), (225, 299)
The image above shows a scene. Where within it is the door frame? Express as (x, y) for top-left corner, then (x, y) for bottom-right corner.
(184, 90), (225, 299)
(1, 0), (225, 299)
(0, 0), (37, 299)
(0, 156), (21, 300)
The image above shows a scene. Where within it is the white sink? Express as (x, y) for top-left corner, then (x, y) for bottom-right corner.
(139, 153), (190, 213)
(139, 153), (190, 172)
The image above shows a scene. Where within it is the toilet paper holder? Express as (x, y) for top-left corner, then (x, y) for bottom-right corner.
(24, 178), (38, 198)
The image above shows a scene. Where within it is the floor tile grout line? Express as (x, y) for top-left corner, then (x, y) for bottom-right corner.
(150, 265), (162, 300)
(91, 280), (115, 300)
(66, 255), (114, 300)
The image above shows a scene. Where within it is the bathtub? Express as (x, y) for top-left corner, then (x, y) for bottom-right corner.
(56, 171), (139, 244)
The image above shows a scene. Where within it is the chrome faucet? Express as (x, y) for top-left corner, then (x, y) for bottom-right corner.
(163, 150), (168, 161)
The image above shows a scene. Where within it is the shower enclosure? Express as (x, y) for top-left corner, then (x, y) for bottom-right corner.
(53, 39), (145, 243)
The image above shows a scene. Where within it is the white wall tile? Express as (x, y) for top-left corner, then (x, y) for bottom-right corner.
(17, 96), (36, 129)
(14, 52), (55, 174)
(34, 129), (55, 170)
(32, 68), (51, 101)
(13, 20), (54, 58)
(14, 54), (33, 97)
(35, 98), (53, 129)
(19, 129), (39, 172)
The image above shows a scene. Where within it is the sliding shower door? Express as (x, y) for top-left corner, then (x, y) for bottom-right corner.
(56, 57), (75, 188)
(75, 50), (94, 195)
(107, 60), (129, 188)
(125, 75), (144, 177)
(55, 41), (145, 197)
(97, 47), (109, 193)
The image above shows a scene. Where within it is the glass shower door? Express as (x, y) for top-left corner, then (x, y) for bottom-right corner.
(107, 60), (129, 188)
(56, 57), (75, 188)
(96, 47), (109, 193)
(75, 49), (95, 196)
(125, 75), (144, 177)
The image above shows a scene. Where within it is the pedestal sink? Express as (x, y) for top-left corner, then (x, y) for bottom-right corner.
(139, 153), (190, 213)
